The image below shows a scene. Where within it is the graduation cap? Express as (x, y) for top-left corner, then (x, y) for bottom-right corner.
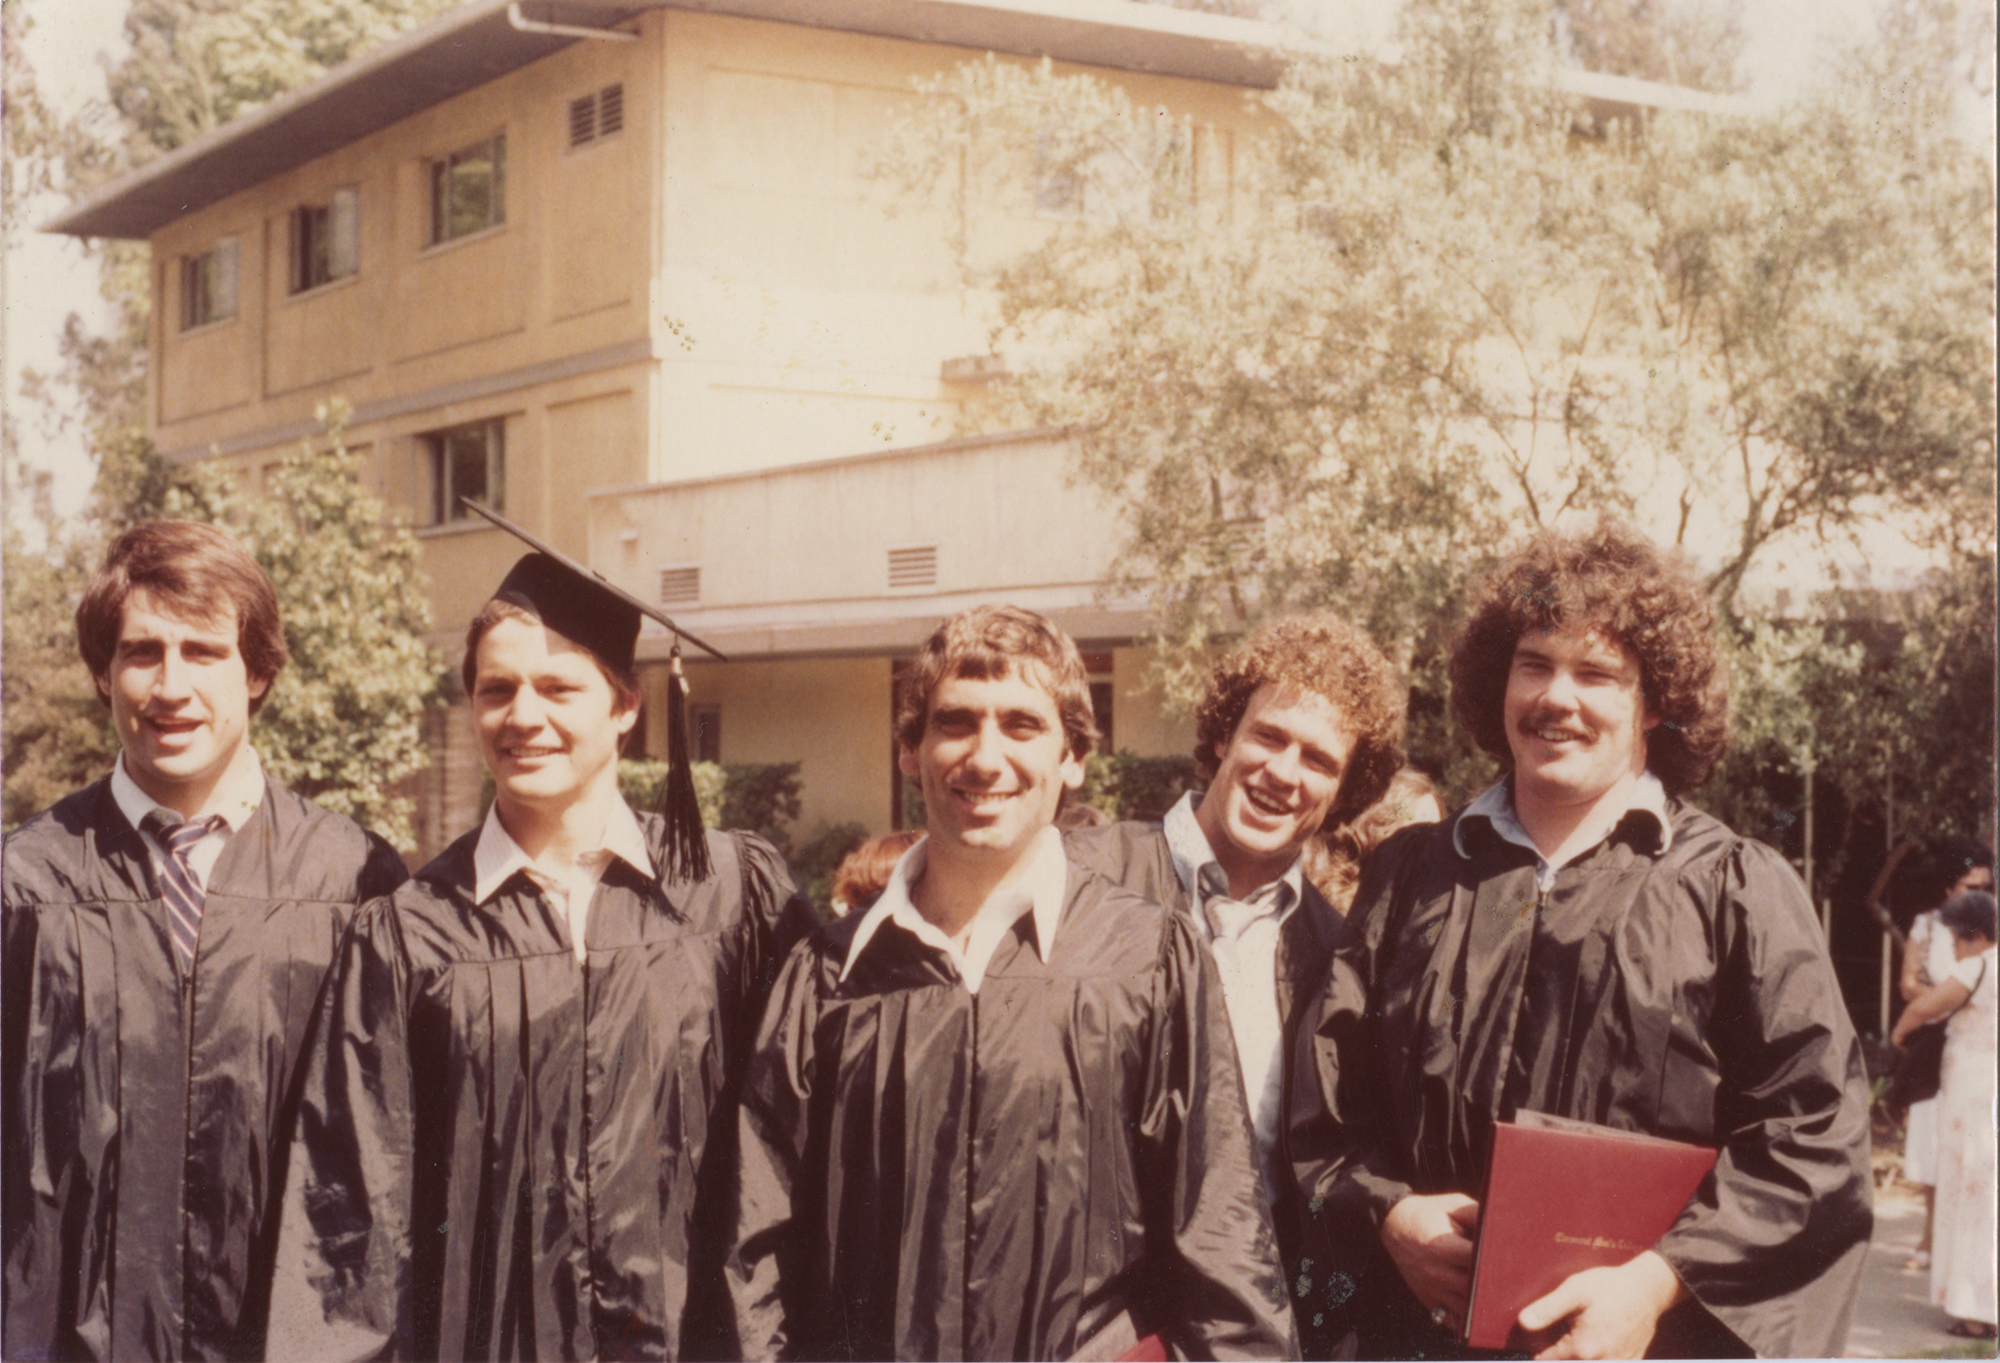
(460, 497), (724, 882)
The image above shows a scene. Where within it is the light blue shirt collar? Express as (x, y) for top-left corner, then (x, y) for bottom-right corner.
(1161, 790), (1303, 930)
(1453, 771), (1673, 889)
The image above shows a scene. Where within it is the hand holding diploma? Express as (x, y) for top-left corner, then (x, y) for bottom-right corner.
(1517, 1249), (1690, 1360)
(1382, 1192), (1482, 1328)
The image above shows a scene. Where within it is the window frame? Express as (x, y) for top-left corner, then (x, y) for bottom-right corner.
(290, 186), (360, 295)
(421, 417), (507, 526)
(426, 133), (507, 248)
(179, 238), (240, 331)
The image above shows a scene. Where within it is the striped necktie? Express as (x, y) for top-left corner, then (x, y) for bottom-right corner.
(143, 811), (224, 974)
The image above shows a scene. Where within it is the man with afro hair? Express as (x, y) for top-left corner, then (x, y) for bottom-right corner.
(1292, 520), (1872, 1359)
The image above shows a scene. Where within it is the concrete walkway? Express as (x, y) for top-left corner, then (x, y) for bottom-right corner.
(1847, 1183), (1996, 1359)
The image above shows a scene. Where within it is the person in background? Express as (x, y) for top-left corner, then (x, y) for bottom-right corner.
(1065, 612), (1406, 1356)
(4, 520), (407, 1360)
(1293, 519), (1873, 1359)
(731, 605), (1296, 1361)
(828, 828), (923, 916)
(1304, 767), (1444, 915)
(289, 522), (815, 1359)
(1896, 839), (1994, 1270)
(1893, 888), (1997, 1341)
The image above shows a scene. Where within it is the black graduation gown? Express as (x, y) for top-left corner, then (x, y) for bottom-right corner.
(1290, 800), (1873, 1359)
(289, 822), (815, 1361)
(1064, 819), (1352, 1358)
(729, 865), (1298, 1362)
(2, 775), (408, 1361)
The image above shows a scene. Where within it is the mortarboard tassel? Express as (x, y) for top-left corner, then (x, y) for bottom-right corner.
(660, 644), (713, 882)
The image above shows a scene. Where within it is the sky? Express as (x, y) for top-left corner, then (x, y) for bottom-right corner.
(0, 0), (1922, 529)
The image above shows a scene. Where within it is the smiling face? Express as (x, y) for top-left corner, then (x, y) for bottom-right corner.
(471, 615), (638, 819)
(899, 666), (1085, 866)
(99, 589), (268, 815)
(1503, 625), (1657, 820)
(1195, 683), (1355, 892)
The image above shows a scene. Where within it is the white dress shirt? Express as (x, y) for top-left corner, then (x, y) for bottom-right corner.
(1162, 792), (1301, 1201)
(841, 825), (1069, 995)
(111, 750), (267, 890)
(472, 798), (655, 963)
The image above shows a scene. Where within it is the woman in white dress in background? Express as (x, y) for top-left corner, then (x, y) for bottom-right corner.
(1895, 889), (1998, 1341)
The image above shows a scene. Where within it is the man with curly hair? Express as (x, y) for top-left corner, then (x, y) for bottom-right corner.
(1292, 521), (1873, 1359)
(1067, 611), (1406, 1355)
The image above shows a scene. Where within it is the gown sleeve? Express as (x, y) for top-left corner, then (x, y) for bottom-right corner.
(728, 940), (821, 1363)
(281, 899), (417, 1361)
(1140, 912), (1299, 1360)
(1289, 832), (1424, 1239)
(1651, 838), (1873, 1358)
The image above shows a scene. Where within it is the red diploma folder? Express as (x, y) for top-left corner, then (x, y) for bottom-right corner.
(1463, 1111), (1717, 1351)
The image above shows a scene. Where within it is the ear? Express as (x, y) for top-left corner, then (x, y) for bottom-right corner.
(248, 673), (272, 706)
(1642, 702), (1662, 734)
(897, 744), (919, 778)
(612, 697), (640, 739)
(1059, 748), (1086, 791)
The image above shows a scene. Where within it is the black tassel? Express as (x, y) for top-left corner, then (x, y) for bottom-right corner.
(660, 644), (713, 882)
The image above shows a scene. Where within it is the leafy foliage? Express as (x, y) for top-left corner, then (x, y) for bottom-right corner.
(874, 0), (1996, 828)
(616, 759), (803, 856)
(1079, 751), (1201, 822)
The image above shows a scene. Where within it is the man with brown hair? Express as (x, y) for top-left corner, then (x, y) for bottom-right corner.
(730, 604), (1296, 1361)
(1293, 520), (1872, 1360)
(1065, 612), (1405, 1355)
(288, 519), (815, 1360)
(3, 519), (408, 1361)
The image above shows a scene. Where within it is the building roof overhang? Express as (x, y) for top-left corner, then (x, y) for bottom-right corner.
(43, 0), (1293, 240)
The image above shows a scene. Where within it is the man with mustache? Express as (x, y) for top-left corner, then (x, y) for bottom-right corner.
(730, 605), (1296, 1361)
(1292, 521), (1872, 1359)
(3, 519), (408, 1360)
(1064, 613), (1406, 1356)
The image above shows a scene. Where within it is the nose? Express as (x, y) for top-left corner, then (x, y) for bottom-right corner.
(964, 718), (1008, 775)
(1263, 743), (1304, 788)
(500, 687), (547, 732)
(155, 645), (194, 701)
(1540, 667), (1580, 710)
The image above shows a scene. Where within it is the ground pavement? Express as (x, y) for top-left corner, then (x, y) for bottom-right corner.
(1847, 1182), (1996, 1359)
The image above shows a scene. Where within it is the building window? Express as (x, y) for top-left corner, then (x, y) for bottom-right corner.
(690, 703), (721, 764)
(180, 239), (239, 329)
(291, 187), (359, 293)
(1083, 652), (1114, 754)
(568, 83), (624, 149)
(428, 134), (505, 245)
(423, 418), (505, 524)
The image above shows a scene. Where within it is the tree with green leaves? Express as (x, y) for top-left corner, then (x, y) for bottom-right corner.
(873, 0), (1996, 826)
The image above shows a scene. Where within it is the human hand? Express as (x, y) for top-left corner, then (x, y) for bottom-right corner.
(1381, 1193), (1480, 1329)
(1517, 1250), (1689, 1360)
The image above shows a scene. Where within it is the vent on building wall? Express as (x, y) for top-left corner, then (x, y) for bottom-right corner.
(887, 545), (938, 591)
(568, 83), (625, 149)
(660, 565), (700, 605)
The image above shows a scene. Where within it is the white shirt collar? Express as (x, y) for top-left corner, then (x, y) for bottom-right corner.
(1453, 771), (1674, 877)
(840, 825), (1069, 992)
(110, 749), (265, 836)
(472, 797), (655, 905)
(1161, 790), (1304, 929)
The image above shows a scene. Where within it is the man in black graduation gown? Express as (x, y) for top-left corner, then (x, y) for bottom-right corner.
(1292, 521), (1873, 1360)
(1065, 613), (1406, 1356)
(3, 519), (408, 1361)
(288, 512), (815, 1360)
(730, 605), (1297, 1361)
